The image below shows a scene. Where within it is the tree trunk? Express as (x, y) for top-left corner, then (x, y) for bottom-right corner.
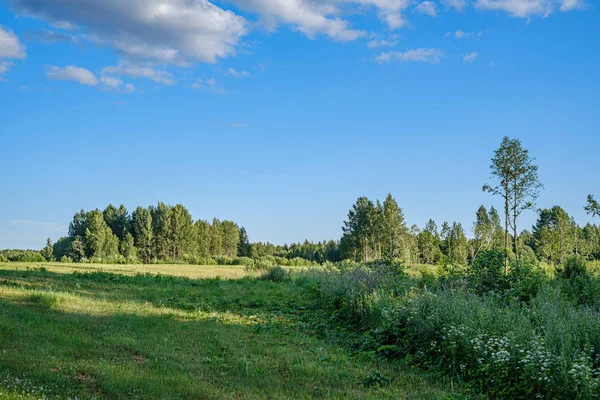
(513, 210), (519, 263)
(559, 227), (564, 264)
(504, 195), (509, 275)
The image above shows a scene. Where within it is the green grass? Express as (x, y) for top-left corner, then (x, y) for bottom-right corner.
(0, 264), (465, 399)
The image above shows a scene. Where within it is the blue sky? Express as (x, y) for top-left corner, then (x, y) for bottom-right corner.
(0, 0), (599, 249)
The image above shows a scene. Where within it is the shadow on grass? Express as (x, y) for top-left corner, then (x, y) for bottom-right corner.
(0, 268), (465, 400)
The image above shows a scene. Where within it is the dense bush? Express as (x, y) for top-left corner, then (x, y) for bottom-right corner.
(312, 262), (600, 399)
(260, 266), (289, 282)
(231, 257), (254, 267)
(467, 250), (507, 294)
(0, 250), (45, 262)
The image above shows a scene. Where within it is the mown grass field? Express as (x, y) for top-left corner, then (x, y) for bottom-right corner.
(0, 263), (465, 399)
(0, 262), (251, 280)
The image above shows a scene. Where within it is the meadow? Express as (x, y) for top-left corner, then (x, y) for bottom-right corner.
(0, 262), (464, 400)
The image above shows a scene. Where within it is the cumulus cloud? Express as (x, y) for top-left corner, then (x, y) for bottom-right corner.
(0, 26), (26, 59)
(102, 62), (175, 85)
(415, 1), (438, 16)
(227, 68), (250, 77)
(475, 0), (584, 17)
(13, 0), (248, 64)
(101, 75), (123, 89)
(463, 52), (479, 63)
(454, 29), (471, 38)
(46, 65), (99, 86)
(375, 48), (443, 63)
(229, 0), (366, 40)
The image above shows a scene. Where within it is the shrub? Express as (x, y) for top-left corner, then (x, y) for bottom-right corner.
(232, 257), (254, 267)
(213, 256), (233, 265)
(467, 250), (508, 294)
(312, 261), (600, 399)
(560, 256), (588, 280)
(59, 255), (73, 263)
(0, 254), (7, 262)
(273, 256), (289, 266)
(289, 257), (312, 267)
(507, 260), (547, 303)
(260, 266), (289, 282)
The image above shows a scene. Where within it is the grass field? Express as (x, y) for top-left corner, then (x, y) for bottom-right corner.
(0, 262), (465, 399)
(0, 262), (251, 280)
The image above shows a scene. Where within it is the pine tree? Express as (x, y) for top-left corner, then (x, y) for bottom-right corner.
(41, 238), (53, 261)
(238, 227), (252, 257)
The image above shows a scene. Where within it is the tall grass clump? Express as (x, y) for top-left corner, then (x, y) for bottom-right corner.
(313, 255), (600, 398)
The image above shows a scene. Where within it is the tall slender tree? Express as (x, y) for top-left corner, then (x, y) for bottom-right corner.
(473, 205), (492, 259)
(483, 137), (542, 271)
(381, 193), (408, 260)
(237, 227), (252, 257)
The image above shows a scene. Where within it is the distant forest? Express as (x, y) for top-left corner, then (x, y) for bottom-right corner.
(2, 137), (600, 267)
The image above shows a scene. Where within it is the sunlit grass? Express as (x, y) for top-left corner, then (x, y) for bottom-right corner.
(0, 265), (465, 399)
(0, 262), (250, 279)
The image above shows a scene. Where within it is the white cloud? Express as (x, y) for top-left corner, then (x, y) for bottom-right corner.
(101, 75), (123, 88)
(230, 0), (367, 40)
(192, 78), (226, 94)
(560, 0), (585, 11)
(454, 29), (471, 38)
(463, 52), (479, 63)
(475, 0), (583, 17)
(46, 65), (99, 86)
(24, 29), (77, 44)
(349, 0), (412, 29)
(441, 0), (469, 10)
(367, 37), (398, 48)
(0, 26), (26, 59)
(415, 1), (438, 16)
(0, 61), (13, 75)
(102, 62), (175, 85)
(14, 0), (248, 64)
(227, 68), (250, 77)
(375, 48), (443, 63)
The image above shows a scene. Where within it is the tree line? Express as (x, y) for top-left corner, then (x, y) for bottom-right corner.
(337, 137), (600, 267)
(48, 203), (248, 264)
(3, 137), (598, 268)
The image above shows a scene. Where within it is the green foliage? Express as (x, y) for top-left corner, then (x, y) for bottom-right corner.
(41, 238), (53, 261)
(237, 227), (252, 257)
(363, 370), (390, 387)
(260, 266), (289, 282)
(560, 256), (588, 279)
(314, 263), (600, 399)
(59, 255), (72, 263)
(0, 250), (45, 262)
(586, 195), (600, 218)
(468, 250), (507, 294)
(231, 256), (254, 267)
(0, 266), (463, 400)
